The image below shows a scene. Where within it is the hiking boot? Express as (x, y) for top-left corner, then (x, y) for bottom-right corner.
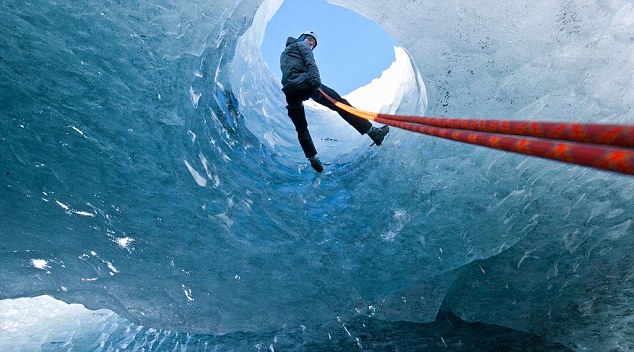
(308, 156), (324, 173)
(367, 125), (389, 146)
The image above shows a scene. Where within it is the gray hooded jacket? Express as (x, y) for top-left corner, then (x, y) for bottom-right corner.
(280, 37), (321, 91)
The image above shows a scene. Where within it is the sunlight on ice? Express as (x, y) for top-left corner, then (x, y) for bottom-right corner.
(55, 200), (70, 210)
(30, 259), (49, 270)
(183, 160), (208, 187)
(115, 237), (134, 250)
(70, 126), (85, 137)
(188, 130), (197, 142)
(74, 210), (95, 217)
(189, 86), (202, 108)
(182, 285), (194, 301)
(104, 261), (119, 275)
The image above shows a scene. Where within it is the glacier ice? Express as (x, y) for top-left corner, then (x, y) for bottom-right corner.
(0, 0), (633, 350)
(0, 295), (574, 351)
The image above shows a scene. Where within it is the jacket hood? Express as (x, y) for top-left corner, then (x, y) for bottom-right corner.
(285, 36), (298, 47)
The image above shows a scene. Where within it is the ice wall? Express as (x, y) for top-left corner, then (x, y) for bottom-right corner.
(329, 1), (633, 348)
(1, 0), (633, 350)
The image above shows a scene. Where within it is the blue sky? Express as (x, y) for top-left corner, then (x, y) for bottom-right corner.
(261, 0), (398, 95)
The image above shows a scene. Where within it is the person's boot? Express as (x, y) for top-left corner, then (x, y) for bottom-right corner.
(308, 155), (324, 173)
(367, 125), (390, 146)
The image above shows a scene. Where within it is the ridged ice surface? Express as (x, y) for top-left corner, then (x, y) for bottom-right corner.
(1, 0), (633, 351)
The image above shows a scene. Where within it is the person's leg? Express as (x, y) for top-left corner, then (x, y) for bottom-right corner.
(311, 84), (372, 135)
(284, 89), (317, 159)
(286, 103), (318, 159)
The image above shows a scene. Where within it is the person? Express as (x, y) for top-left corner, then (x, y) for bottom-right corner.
(279, 31), (389, 173)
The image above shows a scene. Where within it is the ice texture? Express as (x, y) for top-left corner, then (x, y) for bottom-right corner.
(1, 0), (633, 350)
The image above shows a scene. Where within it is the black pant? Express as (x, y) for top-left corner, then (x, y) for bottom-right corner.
(283, 82), (372, 158)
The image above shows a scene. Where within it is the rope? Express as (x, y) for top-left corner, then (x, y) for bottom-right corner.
(317, 88), (634, 175)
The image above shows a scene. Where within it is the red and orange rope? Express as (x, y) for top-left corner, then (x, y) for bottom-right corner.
(317, 88), (634, 175)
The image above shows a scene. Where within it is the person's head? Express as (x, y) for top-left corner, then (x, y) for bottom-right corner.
(298, 31), (318, 50)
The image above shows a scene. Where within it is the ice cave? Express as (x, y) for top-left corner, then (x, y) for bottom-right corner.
(1, 0), (633, 350)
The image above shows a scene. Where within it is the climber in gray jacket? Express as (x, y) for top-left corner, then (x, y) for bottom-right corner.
(280, 31), (389, 173)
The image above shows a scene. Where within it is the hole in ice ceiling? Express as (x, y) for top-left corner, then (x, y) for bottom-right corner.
(262, 0), (399, 96)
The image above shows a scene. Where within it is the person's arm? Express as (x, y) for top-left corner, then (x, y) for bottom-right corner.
(298, 42), (321, 89)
